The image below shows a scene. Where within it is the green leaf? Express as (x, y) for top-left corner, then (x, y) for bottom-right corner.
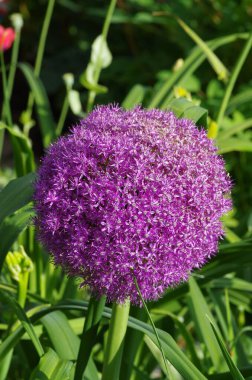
(19, 63), (56, 147)
(30, 348), (74, 380)
(207, 316), (245, 380)
(0, 123), (30, 149)
(167, 98), (208, 127)
(67, 90), (83, 116)
(41, 311), (79, 360)
(0, 206), (34, 271)
(142, 326), (207, 380)
(218, 138), (252, 154)
(217, 119), (252, 141)
(188, 277), (226, 371)
(182, 106), (208, 128)
(0, 173), (35, 224)
(144, 335), (176, 379)
(41, 309), (100, 380)
(209, 277), (252, 292)
(167, 98), (194, 117)
(0, 292), (44, 357)
(0, 349), (13, 380)
(90, 35), (112, 69)
(80, 66), (108, 93)
(227, 89), (252, 114)
(176, 17), (229, 81)
(148, 33), (248, 109)
(0, 302), (207, 380)
(122, 85), (145, 109)
(151, 308), (202, 369)
(80, 34), (112, 93)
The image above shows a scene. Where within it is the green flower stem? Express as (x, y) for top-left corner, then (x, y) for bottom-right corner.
(216, 33), (252, 134)
(74, 295), (106, 380)
(26, 0), (56, 119)
(7, 27), (21, 102)
(102, 300), (130, 380)
(0, 27), (21, 160)
(56, 93), (69, 136)
(0, 52), (17, 172)
(0, 52), (13, 127)
(86, 0), (117, 112)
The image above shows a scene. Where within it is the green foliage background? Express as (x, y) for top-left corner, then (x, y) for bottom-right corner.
(0, 1), (252, 379)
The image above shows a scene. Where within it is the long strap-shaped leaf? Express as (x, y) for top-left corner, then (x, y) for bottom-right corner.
(1, 292), (44, 357)
(0, 302), (207, 380)
(19, 63), (56, 147)
(176, 17), (229, 81)
(207, 316), (245, 380)
(188, 277), (226, 372)
(0, 172), (35, 225)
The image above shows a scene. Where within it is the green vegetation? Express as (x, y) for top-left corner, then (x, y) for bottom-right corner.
(0, 1), (252, 379)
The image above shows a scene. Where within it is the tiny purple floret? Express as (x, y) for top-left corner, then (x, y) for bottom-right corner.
(34, 105), (232, 304)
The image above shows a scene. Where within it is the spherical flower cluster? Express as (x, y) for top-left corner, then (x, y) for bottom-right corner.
(34, 105), (232, 304)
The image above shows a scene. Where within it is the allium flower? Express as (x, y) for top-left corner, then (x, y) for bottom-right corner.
(34, 105), (232, 304)
(0, 25), (15, 51)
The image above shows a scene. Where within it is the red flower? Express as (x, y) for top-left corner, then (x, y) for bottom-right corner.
(0, 25), (15, 51)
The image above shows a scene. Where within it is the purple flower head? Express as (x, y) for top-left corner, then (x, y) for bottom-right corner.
(34, 105), (232, 304)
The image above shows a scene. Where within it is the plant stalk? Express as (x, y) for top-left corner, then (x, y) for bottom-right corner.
(74, 295), (106, 380)
(86, 0), (117, 112)
(102, 300), (130, 380)
(216, 33), (252, 134)
(26, 0), (56, 119)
